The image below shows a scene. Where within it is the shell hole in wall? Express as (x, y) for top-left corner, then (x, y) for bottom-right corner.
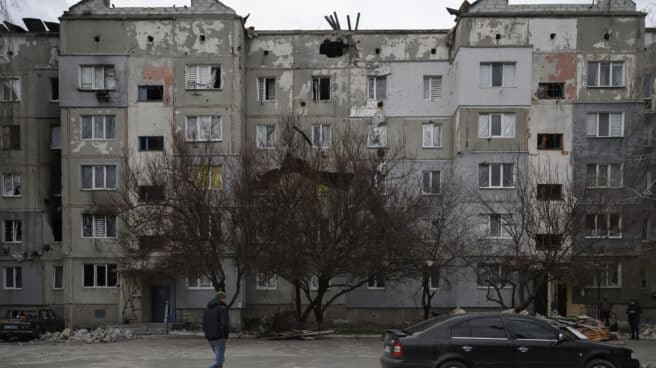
(550, 33), (556, 40)
(7, 51), (13, 56)
(495, 34), (501, 40)
(147, 35), (154, 43)
(375, 47), (380, 54)
(94, 35), (100, 42)
(604, 32), (610, 40)
(200, 35), (206, 42)
(263, 50), (269, 56)
(431, 48), (436, 54)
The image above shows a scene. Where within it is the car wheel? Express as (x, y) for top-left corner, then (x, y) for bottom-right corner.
(439, 361), (468, 368)
(586, 359), (616, 368)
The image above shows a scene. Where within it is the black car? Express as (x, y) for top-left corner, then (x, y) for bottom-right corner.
(381, 313), (640, 368)
(0, 309), (65, 341)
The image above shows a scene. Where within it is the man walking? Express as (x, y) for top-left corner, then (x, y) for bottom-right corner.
(626, 299), (641, 340)
(203, 291), (229, 368)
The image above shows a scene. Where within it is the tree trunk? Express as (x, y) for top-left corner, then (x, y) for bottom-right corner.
(293, 282), (304, 330)
(422, 277), (432, 320)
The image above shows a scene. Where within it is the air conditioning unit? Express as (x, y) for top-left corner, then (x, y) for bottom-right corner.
(95, 90), (110, 102)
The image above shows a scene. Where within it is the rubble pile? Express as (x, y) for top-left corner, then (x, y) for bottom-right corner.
(546, 314), (621, 342)
(638, 323), (656, 340)
(38, 327), (135, 344)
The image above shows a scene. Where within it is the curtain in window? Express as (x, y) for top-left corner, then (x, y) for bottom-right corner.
(478, 114), (490, 138)
(83, 215), (93, 237)
(186, 117), (198, 141)
(479, 64), (491, 88)
(479, 164), (489, 187)
(502, 64), (515, 87)
(211, 116), (222, 140)
(502, 113), (515, 137)
(503, 164), (513, 187)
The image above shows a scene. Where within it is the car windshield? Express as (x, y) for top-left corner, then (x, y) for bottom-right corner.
(404, 315), (452, 334)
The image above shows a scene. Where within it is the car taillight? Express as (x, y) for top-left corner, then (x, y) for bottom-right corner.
(392, 339), (403, 359)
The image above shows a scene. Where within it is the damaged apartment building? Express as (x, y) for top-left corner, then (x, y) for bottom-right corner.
(0, 0), (654, 328)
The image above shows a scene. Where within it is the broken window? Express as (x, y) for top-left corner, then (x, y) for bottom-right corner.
(479, 163), (513, 188)
(586, 163), (622, 188)
(4, 266), (21, 289)
(256, 273), (277, 290)
(367, 272), (385, 289)
(257, 77), (276, 101)
(368, 76), (387, 100)
(138, 185), (164, 203)
(537, 82), (564, 99)
(478, 113), (514, 138)
(480, 62), (515, 88)
(587, 62), (624, 87)
(81, 165), (117, 190)
(0, 78), (20, 101)
(186, 116), (222, 142)
(586, 113), (623, 137)
(312, 77), (331, 101)
(535, 234), (562, 250)
(137, 85), (163, 101)
(196, 165), (222, 190)
(256, 124), (276, 149)
(367, 123), (386, 148)
(82, 214), (116, 238)
(50, 78), (59, 101)
(82, 264), (117, 288)
(138, 136), (164, 151)
(0, 125), (20, 150)
(81, 115), (116, 140)
(585, 214), (621, 238)
(312, 123), (331, 148)
(80, 65), (116, 90)
(423, 76), (442, 101)
(536, 184), (562, 201)
(422, 170), (440, 195)
(185, 65), (221, 90)
(537, 134), (563, 150)
(4, 220), (22, 243)
(2, 173), (22, 197)
(53, 266), (63, 290)
(50, 126), (61, 149)
(422, 123), (441, 148)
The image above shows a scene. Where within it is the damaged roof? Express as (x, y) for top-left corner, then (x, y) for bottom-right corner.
(64, 0), (236, 17)
(465, 0), (641, 15)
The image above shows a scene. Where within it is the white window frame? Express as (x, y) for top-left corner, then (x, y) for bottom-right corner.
(480, 62), (516, 88)
(587, 62), (624, 88)
(257, 77), (276, 101)
(53, 266), (63, 290)
(479, 163), (514, 189)
(81, 263), (118, 288)
(0, 77), (21, 102)
(256, 124), (276, 149)
(586, 113), (624, 138)
(423, 75), (442, 101)
(81, 214), (117, 239)
(585, 213), (622, 239)
(256, 273), (277, 290)
(586, 263), (622, 289)
(4, 266), (21, 289)
(186, 276), (213, 289)
(586, 163), (623, 188)
(422, 123), (442, 148)
(80, 165), (117, 190)
(367, 123), (387, 148)
(3, 219), (22, 243)
(368, 76), (387, 100)
(2, 173), (22, 197)
(185, 64), (221, 90)
(486, 214), (512, 239)
(309, 275), (332, 291)
(478, 113), (515, 138)
(81, 115), (116, 140)
(312, 123), (332, 149)
(79, 65), (116, 90)
(185, 116), (222, 142)
(422, 170), (441, 195)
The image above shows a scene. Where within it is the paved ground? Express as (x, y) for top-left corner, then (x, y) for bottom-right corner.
(1, 336), (654, 368)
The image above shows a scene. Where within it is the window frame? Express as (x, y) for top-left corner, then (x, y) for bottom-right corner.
(585, 163), (623, 188)
(80, 115), (116, 140)
(537, 82), (564, 99)
(421, 170), (441, 195)
(586, 112), (624, 138)
(508, 318), (559, 341)
(257, 77), (277, 102)
(79, 65), (116, 91)
(81, 263), (118, 288)
(422, 123), (442, 148)
(255, 273), (278, 290)
(423, 75), (442, 101)
(311, 123), (332, 149)
(3, 266), (22, 289)
(3, 219), (22, 243)
(137, 85), (164, 102)
(367, 272), (386, 289)
(256, 124), (276, 149)
(2, 173), (22, 197)
(80, 164), (117, 190)
(81, 214), (117, 239)
(480, 62), (516, 88)
(586, 262), (622, 289)
(368, 75), (387, 100)
(0, 125), (20, 150)
(138, 136), (164, 151)
(479, 163), (514, 189)
(53, 266), (63, 290)
(478, 113), (515, 139)
(185, 64), (222, 90)
(536, 184), (563, 201)
(536, 134), (563, 150)
(0, 77), (21, 102)
(486, 214), (512, 239)
(367, 123), (387, 148)
(312, 76), (332, 101)
(185, 116), (223, 142)
(587, 62), (624, 88)
(186, 276), (213, 290)
(585, 213), (622, 238)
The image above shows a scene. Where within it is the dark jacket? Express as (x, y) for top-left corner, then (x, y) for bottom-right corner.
(203, 298), (229, 341)
(626, 303), (641, 322)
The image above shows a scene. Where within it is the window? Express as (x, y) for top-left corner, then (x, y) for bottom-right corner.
(4, 220), (22, 243)
(310, 275), (332, 291)
(586, 113), (623, 137)
(483, 214), (512, 238)
(422, 171), (440, 195)
(422, 123), (442, 148)
(137, 85), (163, 101)
(312, 123), (332, 148)
(187, 277), (213, 289)
(478, 113), (515, 138)
(4, 267), (21, 289)
(312, 77), (331, 101)
(138, 185), (164, 202)
(50, 78), (59, 101)
(256, 273), (277, 290)
(138, 136), (164, 151)
(367, 272), (385, 289)
(197, 165), (223, 190)
(81, 116), (116, 140)
(186, 116), (222, 142)
(537, 184), (562, 200)
(82, 264), (118, 288)
(368, 76), (387, 100)
(185, 65), (221, 90)
(585, 213), (622, 238)
(587, 62), (624, 87)
(367, 123), (387, 148)
(423, 76), (442, 101)
(451, 317), (507, 339)
(82, 214), (116, 238)
(480, 63), (515, 88)
(586, 163), (622, 188)
(257, 77), (276, 101)
(2, 173), (22, 197)
(53, 266), (63, 290)
(428, 267), (440, 290)
(588, 263), (621, 288)
(479, 163), (514, 188)
(79, 65), (116, 90)
(256, 124), (276, 149)
(644, 74), (653, 98)
(50, 126), (61, 149)
(509, 319), (557, 340)
(537, 134), (563, 150)
(0, 125), (20, 150)
(477, 264), (510, 287)
(0, 78), (20, 101)
(641, 218), (651, 242)
(537, 82), (564, 99)
(535, 234), (562, 250)
(81, 165), (117, 190)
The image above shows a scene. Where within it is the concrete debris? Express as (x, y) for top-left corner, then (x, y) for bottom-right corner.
(448, 307), (466, 315)
(619, 322), (656, 341)
(38, 327), (135, 344)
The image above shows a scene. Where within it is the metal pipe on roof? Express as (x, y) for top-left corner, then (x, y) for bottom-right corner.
(355, 13), (361, 31)
(347, 15), (352, 31)
(333, 11), (341, 30)
(324, 15), (336, 30)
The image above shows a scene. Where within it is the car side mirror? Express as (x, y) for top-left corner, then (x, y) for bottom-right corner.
(557, 332), (566, 343)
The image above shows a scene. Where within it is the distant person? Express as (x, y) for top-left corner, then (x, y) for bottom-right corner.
(203, 291), (229, 368)
(599, 297), (611, 326)
(626, 299), (642, 340)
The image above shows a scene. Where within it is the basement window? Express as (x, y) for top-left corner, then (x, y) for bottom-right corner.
(312, 77), (331, 101)
(80, 65), (116, 90)
(138, 136), (164, 151)
(137, 85), (163, 101)
(537, 134), (563, 150)
(537, 184), (562, 201)
(537, 83), (564, 99)
(185, 65), (221, 90)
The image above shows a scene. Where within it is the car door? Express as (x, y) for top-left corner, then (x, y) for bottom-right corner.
(449, 316), (515, 368)
(506, 318), (577, 368)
